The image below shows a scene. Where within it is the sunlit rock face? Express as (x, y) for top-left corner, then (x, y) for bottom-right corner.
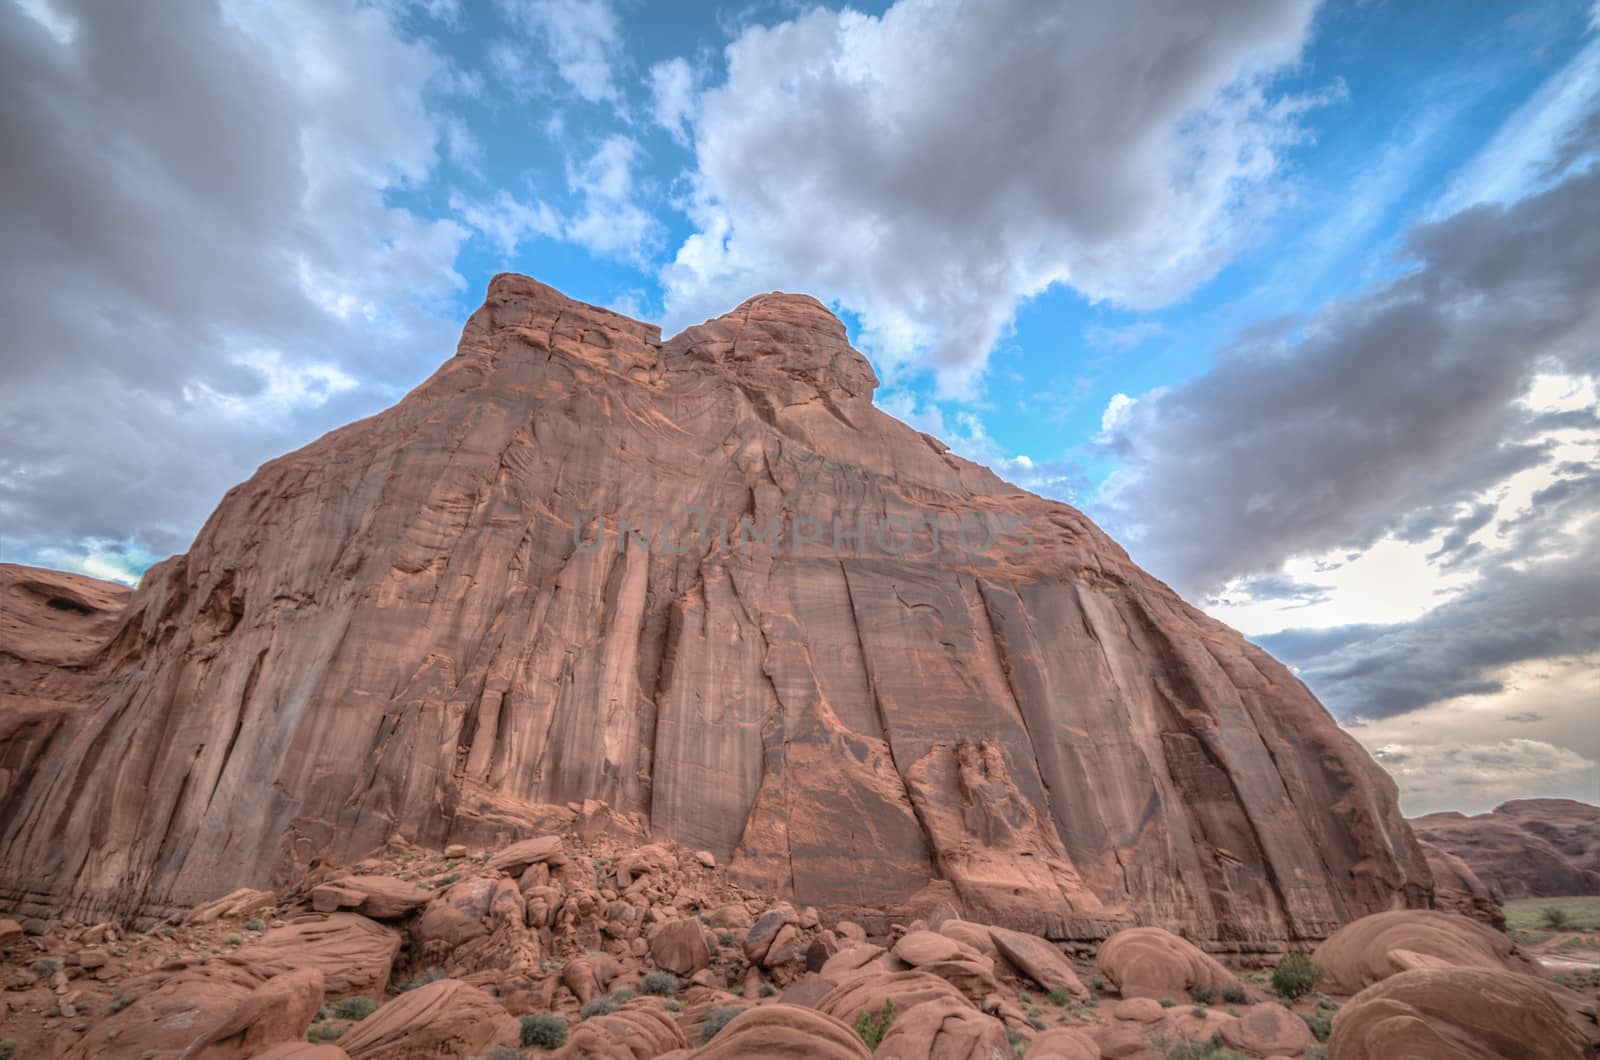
(0, 274), (1428, 940)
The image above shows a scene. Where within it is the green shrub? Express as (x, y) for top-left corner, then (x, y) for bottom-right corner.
(759, 981), (778, 997)
(398, 968), (445, 991)
(243, 918), (266, 932)
(1190, 985), (1216, 1005)
(703, 1005), (743, 1043)
(580, 996), (619, 1020)
(1158, 997), (1177, 1008)
(1541, 907), (1573, 930)
(855, 998), (894, 1050)
(521, 1012), (568, 1049)
(1088, 975), (1107, 992)
(1028, 1016), (1047, 1031)
(1221, 984), (1248, 1005)
(108, 993), (136, 1014)
(0, 1040), (16, 1060)
(1304, 1047), (1330, 1060)
(332, 996), (377, 1021)
(485, 1048), (523, 1060)
(1300, 1012), (1332, 1042)
(612, 987), (637, 1003)
(641, 971), (680, 996)
(1048, 986), (1077, 1006)
(306, 1023), (345, 1042)
(665, 999), (684, 1012)
(225, 932), (244, 947)
(1271, 953), (1323, 1001)
(718, 932), (735, 947)
(29, 958), (60, 976)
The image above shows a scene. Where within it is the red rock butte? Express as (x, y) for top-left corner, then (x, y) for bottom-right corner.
(0, 274), (1429, 942)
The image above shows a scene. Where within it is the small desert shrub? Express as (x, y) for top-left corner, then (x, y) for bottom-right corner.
(435, 873), (460, 886)
(1019, 991), (1034, 1005)
(1541, 907), (1573, 930)
(665, 999), (684, 1012)
(641, 971), (680, 996)
(1304, 1047), (1330, 1060)
(1221, 984), (1248, 1005)
(485, 1048), (524, 1060)
(1300, 1012), (1332, 1042)
(29, 958), (60, 976)
(1159, 1033), (1249, 1059)
(1271, 953), (1323, 1001)
(580, 996), (619, 1020)
(108, 993), (136, 1014)
(718, 932), (735, 947)
(521, 1012), (568, 1049)
(1191, 1006), (1207, 1017)
(398, 968), (445, 991)
(855, 998), (894, 1050)
(225, 932), (244, 946)
(1158, 997), (1177, 1008)
(243, 918), (266, 932)
(306, 1023), (345, 1042)
(1048, 987), (1076, 1006)
(702, 1005), (743, 1043)
(0, 1040), (15, 1060)
(332, 995), (378, 1021)
(612, 987), (637, 1003)
(1028, 1016), (1047, 1031)
(759, 981), (778, 997)
(1088, 975), (1107, 992)
(1190, 985), (1216, 1005)
(1556, 968), (1600, 991)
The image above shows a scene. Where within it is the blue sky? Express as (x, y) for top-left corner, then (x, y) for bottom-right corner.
(2, 0), (1597, 814)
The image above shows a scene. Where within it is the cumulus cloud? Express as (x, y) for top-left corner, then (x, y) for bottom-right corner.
(0, 0), (467, 563)
(494, 0), (623, 104)
(648, 57), (697, 144)
(661, 0), (1322, 394)
(1098, 167), (1600, 597)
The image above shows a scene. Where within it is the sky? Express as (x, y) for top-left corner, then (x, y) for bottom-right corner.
(1, 0), (1597, 817)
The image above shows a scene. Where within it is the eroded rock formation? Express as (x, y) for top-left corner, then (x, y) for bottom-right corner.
(1412, 800), (1600, 899)
(0, 273), (1427, 943)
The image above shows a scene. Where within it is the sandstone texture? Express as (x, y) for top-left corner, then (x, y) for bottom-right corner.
(1312, 909), (1540, 995)
(0, 273), (1426, 944)
(1412, 799), (1600, 899)
(1329, 966), (1590, 1060)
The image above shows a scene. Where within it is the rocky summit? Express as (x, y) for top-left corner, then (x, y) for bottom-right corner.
(1, 274), (1428, 947)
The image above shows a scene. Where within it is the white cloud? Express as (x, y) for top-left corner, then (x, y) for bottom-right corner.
(649, 57), (697, 144)
(564, 135), (662, 263)
(1434, 26), (1600, 215)
(495, 0), (623, 104)
(661, 0), (1322, 397)
(452, 135), (661, 266)
(449, 189), (562, 257)
(1099, 392), (1136, 434)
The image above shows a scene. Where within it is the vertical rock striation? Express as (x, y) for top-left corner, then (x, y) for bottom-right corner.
(0, 274), (1429, 941)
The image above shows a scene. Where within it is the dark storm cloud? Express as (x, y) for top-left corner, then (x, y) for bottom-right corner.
(1259, 503), (1600, 722)
(1100, 167), (1600, 597)
(0, 0), (468, 565)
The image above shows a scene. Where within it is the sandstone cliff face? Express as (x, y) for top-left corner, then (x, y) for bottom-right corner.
(0, 274), (1428, 941)
(1412, 800), (1600, 899)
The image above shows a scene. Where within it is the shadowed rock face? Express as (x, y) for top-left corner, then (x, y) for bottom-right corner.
(0, 274), (1428, 940)
(1411, 799), (1600, 899)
